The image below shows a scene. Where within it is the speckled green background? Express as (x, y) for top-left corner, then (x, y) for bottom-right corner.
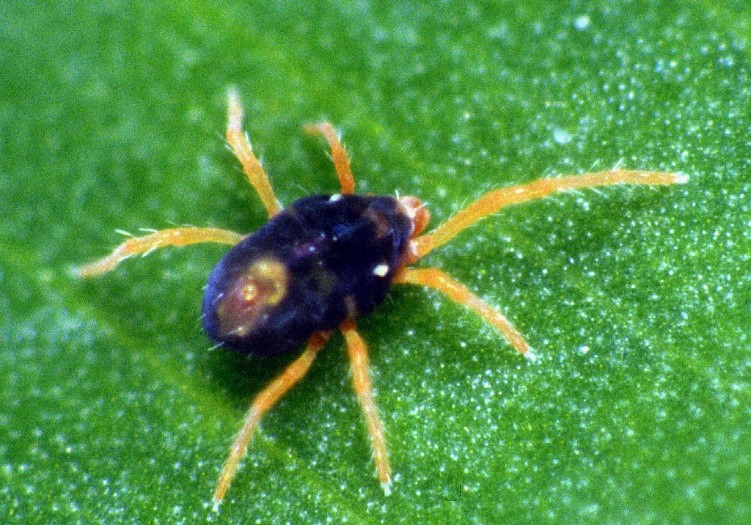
(2, 1), (750, 523)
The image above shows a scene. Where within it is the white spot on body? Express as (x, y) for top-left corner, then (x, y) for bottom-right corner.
(329, 194), (342, 202)
(373, 263), (389, 277)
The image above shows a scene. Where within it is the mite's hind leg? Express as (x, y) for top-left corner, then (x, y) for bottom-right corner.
(412, 170), (688, 259)
(213, 331), (332, 506)
(226, 88), (282, 217)
(304, 121), (356, 194)
(339, 320), (391, 493)
(76, 227), (244, 277)
(394, 267), (535, 361)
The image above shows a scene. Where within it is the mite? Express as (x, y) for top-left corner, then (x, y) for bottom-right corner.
(78, 89), (687, 505)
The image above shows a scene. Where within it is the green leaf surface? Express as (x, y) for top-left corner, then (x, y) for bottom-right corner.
(2, 1), (750, 523)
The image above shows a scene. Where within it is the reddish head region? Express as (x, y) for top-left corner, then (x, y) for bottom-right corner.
(201, 193), (414, 356)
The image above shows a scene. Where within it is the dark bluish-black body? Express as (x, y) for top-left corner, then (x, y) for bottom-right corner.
(202, 194), (413, 356)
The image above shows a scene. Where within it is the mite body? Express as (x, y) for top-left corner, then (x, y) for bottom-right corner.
(203, 194), (412, 356)
(77, 89), (687, 506)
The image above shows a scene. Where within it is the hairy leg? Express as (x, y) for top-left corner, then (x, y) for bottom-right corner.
(412, 170), (687, 259)
(76, 227), (243, 277)
(304, 121), (356, 194)
(394, 267), (535, 361)
(226, 88), (282, 217)
(213, 331), (332, 506)
(339, 319), (391, 493)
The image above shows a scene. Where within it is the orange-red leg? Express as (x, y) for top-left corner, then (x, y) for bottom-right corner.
(304, 121), (356, 194)
(213, 331), (332, 506)
(412, 170), (688, 259)
(226, 88), (282, 217)
(339, 320), (391, 493)
(76, 227), (244, 277)
(394, 267), (535, 361)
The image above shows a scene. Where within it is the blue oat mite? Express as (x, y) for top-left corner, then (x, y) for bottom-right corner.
(78, 89), (687, 504)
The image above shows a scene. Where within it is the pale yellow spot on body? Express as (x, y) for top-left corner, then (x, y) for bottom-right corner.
(242, 283), (259, 302)
(217, 257), (289, 338)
